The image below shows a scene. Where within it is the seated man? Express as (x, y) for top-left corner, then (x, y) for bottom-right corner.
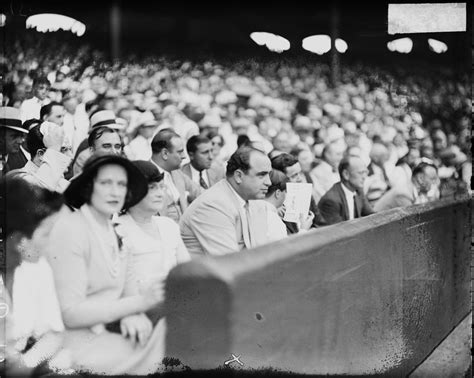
(318, 156), (374, 225)
(7, 122), (71, 192)
(374, 162), (439, 212)
(271, 153), (326, 231)
(180, 146), (272, 257)
(71, 110), (124, 176)
(181, 135), (225, 190)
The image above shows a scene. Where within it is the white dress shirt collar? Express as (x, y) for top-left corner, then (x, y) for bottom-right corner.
(225, 180), (247, 209)
(190, 164), (209, 187)
(341, 182), (356, 220)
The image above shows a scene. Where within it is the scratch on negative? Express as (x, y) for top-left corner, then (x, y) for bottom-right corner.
(329, 262), (367, 282)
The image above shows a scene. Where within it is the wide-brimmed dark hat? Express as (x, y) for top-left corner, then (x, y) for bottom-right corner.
(64, 152), (148, 209)
(131, 160), (164, 183)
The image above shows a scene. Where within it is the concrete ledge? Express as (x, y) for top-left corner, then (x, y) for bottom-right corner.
(409, 312), (472, 378)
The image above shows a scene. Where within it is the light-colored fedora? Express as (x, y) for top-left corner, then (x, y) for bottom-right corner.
(0, 107), (28, 134)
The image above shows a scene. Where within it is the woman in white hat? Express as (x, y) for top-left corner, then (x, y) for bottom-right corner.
(46, 152), (167, 375)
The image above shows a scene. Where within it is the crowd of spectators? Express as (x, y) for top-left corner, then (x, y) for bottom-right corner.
(0, 30), (471, 375)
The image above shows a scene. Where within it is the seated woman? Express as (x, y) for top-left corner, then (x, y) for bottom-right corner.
(1, 177), (69, 375)
(46, 152), (167, 375)
(116, 160), (191, 355)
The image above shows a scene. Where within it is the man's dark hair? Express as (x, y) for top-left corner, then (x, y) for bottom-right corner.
(226, 146), (263, 177)
(338, 156), (351, 177)
(237, 134), (251, 148)
(186, 135), (211, 155)
(266, 169), (289, 197)
(87, 126), (121, 148)
(151, 128), (180, 154)
(33, 76), (50, 88)
(270, 153), (298, 173)
(412, 161), (438, 177)
(26, 125), (46, 157)
(40, 101), (62, 120)
(22, 118), (41, 131)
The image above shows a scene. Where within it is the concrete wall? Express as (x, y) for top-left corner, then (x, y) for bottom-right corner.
(165, 197), (471, 375)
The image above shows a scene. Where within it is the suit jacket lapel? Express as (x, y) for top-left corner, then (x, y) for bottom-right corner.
(354, 192), (361, 218)
(336, 183), (350, 220)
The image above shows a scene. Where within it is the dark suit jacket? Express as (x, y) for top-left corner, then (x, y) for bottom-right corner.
(4, 150), (28, 173)
(317, 182), (374, 225)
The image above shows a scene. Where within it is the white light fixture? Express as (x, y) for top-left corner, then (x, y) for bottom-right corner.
(249, 32), (290, 53)
(335, 38), (348, 53)
(387, 37), (413, 53)
(302, 35), (331, 55)
(26, 14), (86, 36)
(427, 38), (448, 53)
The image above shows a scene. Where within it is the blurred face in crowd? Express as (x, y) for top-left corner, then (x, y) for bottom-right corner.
(190, 141), (213, 171)
(92, 130), (123, 155)
(138, 125), (156, 140)
(342, 157), (369, 191)
(432, 130), (447, 152)
(134, 180), (166, 214)
(298, 149), (314, 173)
(370, 143), (389, 166)
(273, 133), (292, 153)
(414, 166), (438, 194)
(63, 97), (78, 114)
(211, 136), (223, 157)
(237, 151), (272, 200)
(45, 105), (65, 126)
(285, 162), (304, 183)
(325, 143), (344, 169)
(407, 148), (420, 167)
(35, 83), (49, 101)
(90, 164), (128, 217)
(166, 136), (186, 170)
(4, 129), (26, 154)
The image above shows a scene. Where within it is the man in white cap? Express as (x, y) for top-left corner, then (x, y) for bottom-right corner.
(71, 110), (125, 176)
(0, 107), (29, 176)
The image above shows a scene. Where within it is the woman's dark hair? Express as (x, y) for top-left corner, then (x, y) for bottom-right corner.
(2, 177), (63, 293)
(266, 169), (289, 197)
(3, 177), (63, 238)
(76, 164), (133, 208)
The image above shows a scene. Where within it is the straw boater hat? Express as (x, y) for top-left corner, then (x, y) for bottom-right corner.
(0, 107), (28, 134)
(89, 110), (125, 131)
(64, 152), (148, 210)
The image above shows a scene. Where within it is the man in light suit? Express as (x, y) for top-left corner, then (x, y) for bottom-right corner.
(318, 156), (374, 225)
(150, 128), (202, 223)
(180, 146), (272, 257)
(374, 162), (438, 212)
(181, 135), (225, 190)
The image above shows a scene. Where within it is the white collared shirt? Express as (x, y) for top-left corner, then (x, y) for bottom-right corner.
(190, 164), (209, 188)
(341, 182), (356, 220)
(225, 180), (246, 209)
